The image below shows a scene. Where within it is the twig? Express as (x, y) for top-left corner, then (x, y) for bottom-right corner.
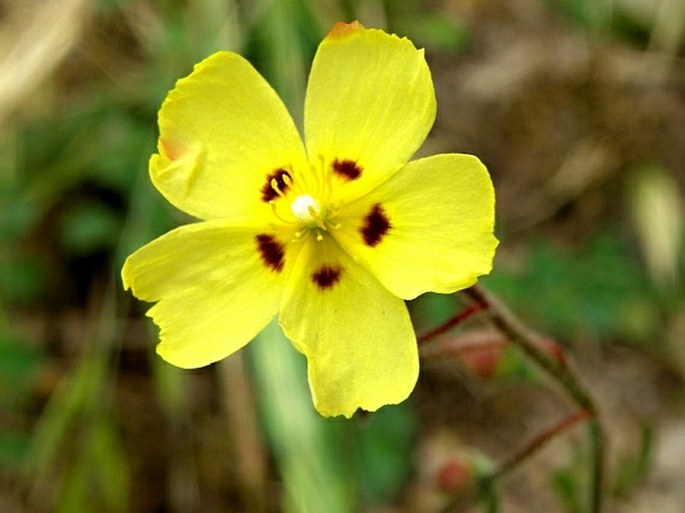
(463, 284), (605, 513)
(440, 410), (592, 513)
(417, 302), (484, 345)
(494, 409), (592, 479)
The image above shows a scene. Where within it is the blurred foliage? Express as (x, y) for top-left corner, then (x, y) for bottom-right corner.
(0, 331), (43, 413)
(553, 464), (585, 513)
(0, 321), (44, 472)
(611, 423), (655, 497)
(627, 163), (684, 296)
(385, 0), (471, 53)
(483, 230), (664, 344)
(25, 292), (129, 513)
(353, 400), (417, 502)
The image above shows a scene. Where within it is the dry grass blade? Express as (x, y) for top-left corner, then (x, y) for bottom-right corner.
(0, 0), (89, 124)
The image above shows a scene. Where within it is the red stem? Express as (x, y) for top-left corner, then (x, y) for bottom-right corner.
(417, 302), (484, 345)
(496, 409), (592, 477)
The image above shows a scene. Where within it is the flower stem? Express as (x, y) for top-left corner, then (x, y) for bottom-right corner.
(462, 284), (605, 513)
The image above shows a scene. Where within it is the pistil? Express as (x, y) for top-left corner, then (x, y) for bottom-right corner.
(291, 194), (325, 227)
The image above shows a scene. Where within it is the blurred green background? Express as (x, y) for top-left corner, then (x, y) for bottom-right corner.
(1, 0), (684, 512)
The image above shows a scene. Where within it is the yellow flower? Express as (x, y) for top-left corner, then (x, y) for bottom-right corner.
(122, 21), (498, 418)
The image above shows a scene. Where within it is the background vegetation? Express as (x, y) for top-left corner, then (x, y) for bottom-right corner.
(1, 0), (684, 512)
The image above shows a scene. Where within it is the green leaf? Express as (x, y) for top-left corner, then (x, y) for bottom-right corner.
(354, 403), (417, 502)
(482, 229), (655, 343)
(249, 321), (356, 513)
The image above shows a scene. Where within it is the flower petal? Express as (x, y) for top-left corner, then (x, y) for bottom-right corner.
(335, 154), (498, 300)
(122, 221), (294, 368)
(304, 22), (436, 203)
(279, 236), (419, 418)
(152, 51), (308, 221)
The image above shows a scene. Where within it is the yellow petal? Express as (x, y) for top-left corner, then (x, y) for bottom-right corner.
(152, 51), (308, 221)
(304, 22), (436, 203)
(335, 154), (498, 300)
(122, 221), (293, 368)
(279, 236), (418, 418)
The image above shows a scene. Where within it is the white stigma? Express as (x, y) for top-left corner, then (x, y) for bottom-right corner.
(291, 194), (322, 224)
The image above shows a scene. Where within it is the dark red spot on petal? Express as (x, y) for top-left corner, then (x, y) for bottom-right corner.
(261, 168), (291, 202)
(256, 234), (285, 272)
(312, 266), (342, 290)
(360, 203), (391, 247)
(332, 159), (362, 181)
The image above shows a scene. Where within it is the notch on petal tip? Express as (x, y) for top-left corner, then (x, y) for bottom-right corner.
(327, 20), (363, 39)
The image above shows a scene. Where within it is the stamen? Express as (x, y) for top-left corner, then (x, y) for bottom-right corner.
(318, 154), (327, 198)
(270, 178), (286, 198)
(269, 200), (297, 225)
(289, 231), (306, 244)
(266, 161), (341, 238)
(281, 172), (293, 189)
(315, 154), (335, 203)
(307, 205), (327, 231)
(261, 168), (292, 202)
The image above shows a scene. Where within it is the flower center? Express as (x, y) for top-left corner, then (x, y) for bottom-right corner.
(264, 158), (350, 239)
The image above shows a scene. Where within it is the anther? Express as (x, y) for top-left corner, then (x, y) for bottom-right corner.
(270, 178), (286, 198)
